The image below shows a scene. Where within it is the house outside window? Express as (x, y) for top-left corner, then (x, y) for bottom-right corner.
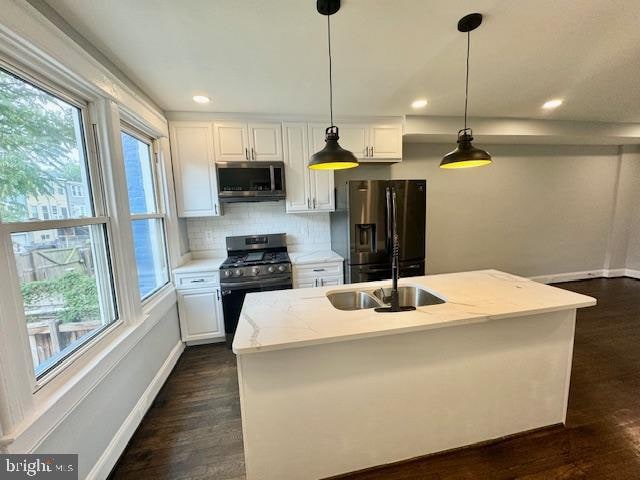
(0, 66), (118, 379)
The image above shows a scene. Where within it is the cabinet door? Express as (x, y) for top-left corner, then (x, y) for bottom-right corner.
(213, 122), (249, 161)
(249, 123), (283, 161)
(369, 123), (403, 160)
(169, 122), (220, 217)
(283, 123), (312, 212)
(307, 124), (335, 212)
(309, 122), (369, 160)
(319, 275), (342, 287)
(294, 279), (319, 289)
(177, 288), (223, 341)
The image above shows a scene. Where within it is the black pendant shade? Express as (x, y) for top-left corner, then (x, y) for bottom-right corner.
(440, 13), (492, 169)
(309, 0), (359, 171)
(309, 126), (359, 170)
(441, 129), (491, 169)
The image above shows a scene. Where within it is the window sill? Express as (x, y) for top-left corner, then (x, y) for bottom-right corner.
(2, 285), (178, 453)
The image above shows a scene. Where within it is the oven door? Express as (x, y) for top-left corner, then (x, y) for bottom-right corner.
(217, 161), (285, 203)
(221, 276), (292, 348)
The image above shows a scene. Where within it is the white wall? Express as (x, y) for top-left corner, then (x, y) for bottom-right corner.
(187, 202), (330, 252)
(621, 146), (640, 271)
(35, 307), (181, 479)
(337, 143), (629, 277)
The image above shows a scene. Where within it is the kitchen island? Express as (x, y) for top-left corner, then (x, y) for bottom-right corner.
(233, 270), (596, 480)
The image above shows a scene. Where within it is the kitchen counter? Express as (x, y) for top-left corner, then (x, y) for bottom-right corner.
(172, 257), (225, 274)
(233, 269), (595, 354)
(288, 249), (343, 265)
(235, 269), (595, 479)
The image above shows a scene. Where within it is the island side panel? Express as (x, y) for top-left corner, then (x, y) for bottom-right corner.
(237, 309), (577, 480)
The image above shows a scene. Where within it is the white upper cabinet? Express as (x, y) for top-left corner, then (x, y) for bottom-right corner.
(169, 122), (221, 217)
(213, 121), (249, 161)
(309, 122), (402, 162)
(283, 123), (311, 212)
(368, 123), (403, 160)
(249, 123), (283, 161)
(336, 124), (369, 158)
(284, 122), (335, 213)
(213, 121), (282, 162)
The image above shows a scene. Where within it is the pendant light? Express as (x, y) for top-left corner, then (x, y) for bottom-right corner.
(440, 13), (492, 169)
(308, 0), (359, 171)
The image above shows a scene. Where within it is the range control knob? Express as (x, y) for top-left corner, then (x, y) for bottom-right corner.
(267, 266), (275, 273)
(278, 265), (286, 273)
(224, 270), (233, 277)
(235, 269), (243, 276)
(251, 267), (260, 276)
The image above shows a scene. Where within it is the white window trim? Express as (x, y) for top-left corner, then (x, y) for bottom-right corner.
(120, 124), (171, 303)
(0, 8), (179, 452)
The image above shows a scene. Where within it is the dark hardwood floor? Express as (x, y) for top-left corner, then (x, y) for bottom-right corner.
(110, 277), (640, 480)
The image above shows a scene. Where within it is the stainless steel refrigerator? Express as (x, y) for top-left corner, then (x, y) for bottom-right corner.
(330, 179), (427, 284)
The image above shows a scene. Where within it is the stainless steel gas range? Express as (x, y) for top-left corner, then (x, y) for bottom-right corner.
(220, 233), (292, 348)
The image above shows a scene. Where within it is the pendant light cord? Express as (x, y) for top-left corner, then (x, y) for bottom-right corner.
(464, 31), (470, 131)
(328, 14), (334, 127)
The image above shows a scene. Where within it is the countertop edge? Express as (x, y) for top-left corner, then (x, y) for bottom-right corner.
(232, 297), (596, 355)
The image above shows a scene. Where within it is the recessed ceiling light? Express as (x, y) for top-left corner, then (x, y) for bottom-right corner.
(192, 95), (211, 104)
(542, 99), (563, 110)
(411, 99), (428, 109)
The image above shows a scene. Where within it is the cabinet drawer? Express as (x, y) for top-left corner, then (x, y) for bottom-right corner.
(174, 272), (219, 290)
(293, 262), (343, 279)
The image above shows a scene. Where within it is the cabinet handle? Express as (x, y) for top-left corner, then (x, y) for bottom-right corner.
(214, 204), (218, 215)
(313, 198), (316, 209)
(370, 145), (374, 156)
(365, 146), (369, 157)
(314, 278), (318, 287)
(191, 279), (205, 283)
(251, 147), (255, 160)
(216, 289), (220, 300)
(307, 198), (311, 209)
(313, 268), (326, 272)
(320, 278), (324, 286)
(245, 148), (249, 160)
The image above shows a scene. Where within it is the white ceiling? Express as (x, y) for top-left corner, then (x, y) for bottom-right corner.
(44, 0), (640, 122)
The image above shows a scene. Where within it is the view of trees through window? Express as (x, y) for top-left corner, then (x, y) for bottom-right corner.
(1, 67), (116, 377)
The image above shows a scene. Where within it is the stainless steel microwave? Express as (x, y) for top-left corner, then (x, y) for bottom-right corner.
(216, 161), (286, 203)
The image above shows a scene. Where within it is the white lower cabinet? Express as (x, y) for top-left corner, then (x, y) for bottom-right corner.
(175, 272), (225, 343)
(293, 261), (344, 289)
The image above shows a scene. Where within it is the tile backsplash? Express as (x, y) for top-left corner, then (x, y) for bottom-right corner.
(186, 202), (331, 251)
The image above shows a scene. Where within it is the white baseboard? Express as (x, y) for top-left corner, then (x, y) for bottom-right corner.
(529, 268), (637, 284)
(86, 340), (184, 480)
(625, 269), (640, 279)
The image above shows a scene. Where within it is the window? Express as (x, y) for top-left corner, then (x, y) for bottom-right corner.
(0, 67), (117, 379)
(120, 129), (168, 300)
(70, 185), (83, 197)
(57, 187), (65, 195)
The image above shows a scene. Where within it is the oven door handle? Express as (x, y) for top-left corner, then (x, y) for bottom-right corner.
(221, 276), (292, 291)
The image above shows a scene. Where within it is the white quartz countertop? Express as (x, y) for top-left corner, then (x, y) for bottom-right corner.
(289, 250), (344, 265)
(173, 257), (225, 273)
(232, 269), (596, 355)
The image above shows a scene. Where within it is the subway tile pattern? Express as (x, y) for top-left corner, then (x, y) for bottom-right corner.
(186, 202), (331, 251)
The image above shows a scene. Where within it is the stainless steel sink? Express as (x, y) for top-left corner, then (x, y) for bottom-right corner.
(326, 290), (381, 311)
(326, 285), (445, 311)
(372, 286), (445, 307)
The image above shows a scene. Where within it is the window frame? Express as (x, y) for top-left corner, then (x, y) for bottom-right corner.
(120, 123), (170, 303)
(0, 62), (123, 386)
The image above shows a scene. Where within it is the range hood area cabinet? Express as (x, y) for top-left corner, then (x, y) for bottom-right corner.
(213, 121), (283, 162)
(283, 122), (335, 213)
(168, 118), (403, 218)
(308, 122), (403, 161)
(169, 122), (222, 217)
